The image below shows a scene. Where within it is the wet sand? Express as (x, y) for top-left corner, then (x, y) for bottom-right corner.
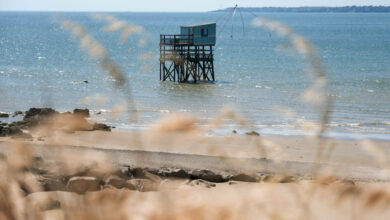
(1, 130), (389, 181)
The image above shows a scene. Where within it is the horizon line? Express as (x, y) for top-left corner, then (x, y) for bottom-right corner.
(1, 5), (390, 13)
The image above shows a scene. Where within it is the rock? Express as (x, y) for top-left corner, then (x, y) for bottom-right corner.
(278, 176), (295, 183)
(190, 170), (225, 183)
(126, 179), (159, 192)
(262, 174), (295, 183)
(73, 109), (90, 118)
(130, 168), (161, 182)
(10, 132), (33, 141)
(0, 125), (23, 137)
(187, 179), (216, 188)
(66, 176), (101, 194)
(92, 123), (111, 131)
(0, 112), (9, 118)
(131, 168), (146, 178)
(144, 171), (162, 182)
(220, 172), (233, 182)
(13, 111), (23, 116)
(232, 130), (237, 134)
(104, 175), (127, 189)
(231, 173), (259, 182)
(8, 120), (28, 129)
(112, 166), (133, 179)
(38, 176), (67, 191)
(24, 108), (57, 120)
(62, 115), (92, 132)
(245, 131), (260, 136)
(22, 108), (58, 129)
(158, 168), (190, 179)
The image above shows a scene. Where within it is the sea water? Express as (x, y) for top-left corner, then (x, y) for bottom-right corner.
(0, 12), (389, 139)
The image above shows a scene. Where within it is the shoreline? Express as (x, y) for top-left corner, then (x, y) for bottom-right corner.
(1, 107), (390, 183)
(2, 108), (390, 141)
(2, 128), (390, 182)
(113, 124), (390, 141)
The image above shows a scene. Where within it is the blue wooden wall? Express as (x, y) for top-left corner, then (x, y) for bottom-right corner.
(180, 23), (216, 46)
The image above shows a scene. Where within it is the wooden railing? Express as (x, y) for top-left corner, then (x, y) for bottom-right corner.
(160, 34), (194, 45)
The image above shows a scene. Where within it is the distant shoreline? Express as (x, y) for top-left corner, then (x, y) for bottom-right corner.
(213, 6), (390, 13)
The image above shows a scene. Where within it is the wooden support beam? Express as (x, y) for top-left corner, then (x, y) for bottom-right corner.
(160, 37), (215, 83)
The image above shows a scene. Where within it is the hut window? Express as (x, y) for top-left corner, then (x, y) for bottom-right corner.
(201, 29), (208, 37)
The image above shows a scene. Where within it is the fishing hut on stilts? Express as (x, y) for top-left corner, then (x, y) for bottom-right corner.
(160, 23), (216, 82)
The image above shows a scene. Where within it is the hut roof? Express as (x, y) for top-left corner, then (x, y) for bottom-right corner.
(181, 23), (216, 28)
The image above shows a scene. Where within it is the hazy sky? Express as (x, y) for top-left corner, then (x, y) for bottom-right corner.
(1, 0), (389, 12)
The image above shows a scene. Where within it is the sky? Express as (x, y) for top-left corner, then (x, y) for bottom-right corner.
(1, 0), (389, 12)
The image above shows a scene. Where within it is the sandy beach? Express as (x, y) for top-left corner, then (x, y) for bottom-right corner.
(2, 128), (390, 219)
(1, 129), (390, 181)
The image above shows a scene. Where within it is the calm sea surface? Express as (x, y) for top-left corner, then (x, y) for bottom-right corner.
(0, 12), (389, 139)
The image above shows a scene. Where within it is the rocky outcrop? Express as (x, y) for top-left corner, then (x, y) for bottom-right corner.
(38, 175), (67, 191)
(13, 111), (23, 116)
(66, 176), (101, 194)
(158, 168), (190, 179)
(187, 179), (216, 188)
(92, 123), (111, 131)
(104, 175), (127, 189)
(2, 108), (111, 134)
(23, 108), (58, 128)
(131, 168), (161, 182)
(0, 125), (23, 137)
(126, 179), (159, 192)
(190, 169), (225, 183)
(245, 131), (260, 136)
(231, 173), (259, 182)
(0, 112), (9, 118)
(73, 109), (90, 118)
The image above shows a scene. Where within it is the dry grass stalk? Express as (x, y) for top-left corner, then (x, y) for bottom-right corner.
(252, 18), (331, 136)
(61, 19), (137, 121)
(92, 14), (144, 44)
(252, 18), (334, 178)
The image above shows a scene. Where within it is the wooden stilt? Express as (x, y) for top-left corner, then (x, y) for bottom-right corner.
(159, 34), (215, 83)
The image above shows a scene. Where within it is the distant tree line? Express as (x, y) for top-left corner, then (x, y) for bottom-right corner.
(213, 6), (390, 13)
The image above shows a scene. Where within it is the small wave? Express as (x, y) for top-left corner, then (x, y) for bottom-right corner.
(92, 109), (111, 115)
(359, 122), (390, 127)
(328, 123), (360, 127)
(328, 122), (390, 128)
